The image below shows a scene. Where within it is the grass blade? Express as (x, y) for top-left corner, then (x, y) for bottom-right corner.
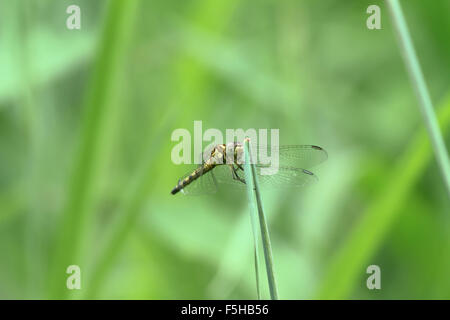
(317, 93), (450, 299)
(243, 138), (279, 300)
(47, 0), (139, 298)
(82, 0), (241, 299)
(386, 0), (450, 196)
(244, 153), (262, 300)
(83, 113), (176, 298)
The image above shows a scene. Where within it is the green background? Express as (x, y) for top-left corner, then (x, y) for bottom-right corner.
(0, 0), (449, 299)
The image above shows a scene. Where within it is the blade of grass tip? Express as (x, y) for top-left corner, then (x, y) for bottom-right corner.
(386, 0), (450, 196)
(317, 93), (450, 299)
(243, 138), (279, 300)
(47, 0), (139, 299)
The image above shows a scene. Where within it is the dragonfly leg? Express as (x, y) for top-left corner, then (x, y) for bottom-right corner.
(231, 164), (246, 184)
(229, 165), (238, 180)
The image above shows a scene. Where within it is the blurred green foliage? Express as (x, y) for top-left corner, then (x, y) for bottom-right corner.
(0, 0), (449, 299)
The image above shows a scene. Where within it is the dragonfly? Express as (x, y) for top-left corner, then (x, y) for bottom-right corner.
(170, 142), (327, 195)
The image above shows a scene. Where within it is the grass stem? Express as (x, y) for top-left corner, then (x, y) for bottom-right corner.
(47, 0), (139, 298)
(317, 93), (450, 299)
(386, 0), (450, 196)
(243, 138), (279, 300)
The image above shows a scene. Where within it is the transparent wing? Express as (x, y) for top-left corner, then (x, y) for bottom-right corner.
(200, 144), (327, 168)
(253, 145), (328, 169)
(176, 165), (219, 196)
(255, 166), (318, 187)
(212, 164), (246, 187)
(210, 164), (318, 189)
(183, 144), (327, 191)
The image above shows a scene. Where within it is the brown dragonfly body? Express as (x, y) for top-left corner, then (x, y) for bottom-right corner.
(171, 143), (326, 195)
(171, 143), (244, 195)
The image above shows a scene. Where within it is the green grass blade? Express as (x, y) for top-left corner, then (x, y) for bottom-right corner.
(83, 0), (241, 299)
(83, 115), (176, 299)
(47, 0), (139, 299)
(317, 93), (450, 299)
(253, 247), (261, 300)
(244, 144), (262, 300)
(386, 0), (450, 196)
(243, 138), (279, 300)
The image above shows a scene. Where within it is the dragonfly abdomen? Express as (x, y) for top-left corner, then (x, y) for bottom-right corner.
(171, 163), (215, 195)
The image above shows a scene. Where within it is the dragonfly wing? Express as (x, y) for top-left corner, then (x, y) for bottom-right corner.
(185, 144), (326, 192)
(209, 164), (247, 188)
(255, 166), (318, 188)
(254, 145), (327, 169)
(177, 165), (219, 196)
(209, 164), (317, 189)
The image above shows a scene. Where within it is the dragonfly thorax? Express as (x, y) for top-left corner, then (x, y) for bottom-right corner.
(208, 142), (244, 165)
